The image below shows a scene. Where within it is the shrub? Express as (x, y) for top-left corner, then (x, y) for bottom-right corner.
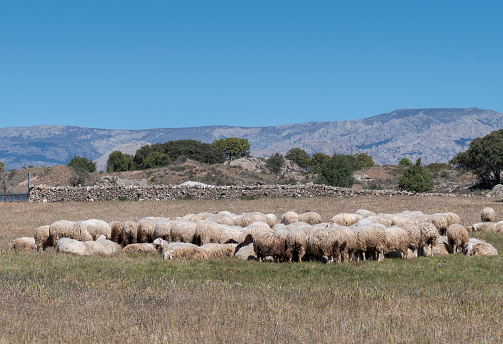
(285, 148), (311, 169)
(398, 157), (412, 167)
(0, 161), (6, 172)
(67, 155), (96, 173)
(266, 153), (285, 175)
(107, 151), (134, 172)
(398, 158), (434, 192)
(354, 153), (375, 169)
(315, 154), (355, 187)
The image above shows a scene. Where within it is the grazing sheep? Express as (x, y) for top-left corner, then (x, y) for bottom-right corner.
(209, 213), (236, 226)
(481, 207), (496, 222)
(120, 220), (138, 246)
(170, 220), (197, 243)
(163, 243), (208, 260)
(109, 221), (123, 243)
(280, 211), (300, 225)
(463, 238), (498, 256)
(446, 224), (469, 253)
(306, 228), (343, 263)
(264, 213), (279, 227)
(34, 225), (50, 250)
(331, 213), (362, 227)
(122, 243), (158, 254)
(201, 243), (238, 259)
(366, 215), (393, 227)
(353, 223), (387, 261)
(285, 228), (308, 262)
(235, 212), (269, 227)
(253, 231), (287, 262)
(137, 217), (163, 243)
(244, 221), (273, 236)
(470, 222), (497, 232)
(81, 219), (112, 240)
(384, 226), (410, 259)
(193, 220), (226, 246)
(234, 243), (257, 260)
(417, 222), (439, 257)
(437, 212), (461, 226)
(395, 223), (421, 256)
(219, 226), (249, 244)
(10, 237), (36, 251)
(272, 223), (288, 231)
(187, 212), (214, 222)
(299, 211), (322, 225)
(336, 226), (358, 261)
(49, 220), (93, 247)
(431, 236), (453, 255)
(151, 219), (174, 241)
(425, 214), (449, 235)
(354, 209), (376, 218)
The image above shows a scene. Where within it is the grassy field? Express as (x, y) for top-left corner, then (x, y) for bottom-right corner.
(1, 196), (503, 343)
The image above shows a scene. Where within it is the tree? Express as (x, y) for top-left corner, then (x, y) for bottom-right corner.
(212, 137), (250, 161)
(398, 158), (434, 192)
(285, 148), (310, 169)
(315, 154), (355, 187)
(450, 129), (503, 187)
(354, 153), (375, 169)
(106, 151), (134, 172)
(0, 161), (5, 172)
(143, 152), (172, 169)
(398, 157), (412, 167)
(266, 153), (285, 175)
(67, 155), (96, 173)
(308, 153), (330, 173)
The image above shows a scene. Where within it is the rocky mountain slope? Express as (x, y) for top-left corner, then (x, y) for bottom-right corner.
(1, 108), (502, 171)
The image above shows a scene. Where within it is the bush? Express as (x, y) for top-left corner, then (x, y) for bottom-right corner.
(67, 155), (96, 173)
(285, 148), (310, 169)
(143, 152), (172, 169)
(0, 161), (5, 172)
(266, 153), (285, 175)
(354, 153), (375, 169)
(398, 157), (412, 167)
(212, 137), (250, 161)
(398, 158), (434, 192)
(315, 154), (355, 187)
(107, 151), (135, 172)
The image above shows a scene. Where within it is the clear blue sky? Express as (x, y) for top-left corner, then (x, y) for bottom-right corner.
(1, 0), (502, 129)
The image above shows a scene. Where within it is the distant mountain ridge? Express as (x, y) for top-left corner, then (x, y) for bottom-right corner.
(1, 108), (502, 171)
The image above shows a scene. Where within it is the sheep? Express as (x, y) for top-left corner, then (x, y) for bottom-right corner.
(354, 209), (376, 218)
(395, 223), (421, 256)
(234, 243), (257, 260)
(187, 212), (214, 222)
(366, 215), (393, 227)
(81, 219), (112, 240)
(209, 213), (236, 226)
(56, 236), (121, 256)
(352, 223), (387, 261)
(470, 222), (497, 232)
(137, 217), (163, 243)
(280, 211), (299, 225)
(170, 220), (197, 243)
(193, 220), (226, 246)
(109, 221), (123, 243)
(446, 224), (469, 253)
(331, 213), (362, 227)
(384, 226), (410, 259)
(264, 213), (279, 227)
(56, 237), (88, 256)
(34, 225), (50, 250)
(285, 228), (308, 262)
(463, 238), (498, 256)
(253, 231), (287, 262)
(299, 211), (322, 225)
(272, 223), (288, 231)
(151, 219), (174, 241)
(122, 243), (158, 254)
(305, 228), (344, 263)
(436, 212), (461, 226)
(244, 221), (272, 236)
(120, 220), (138, 246)
(417, 222), (439, 257)
(425, 214), (449, 235)
(219, 226), (249, 244)
(431, 236), (453, 255)
(201, 243), (238, 259)
(163, 243), (208, 260)
(336, 226), (358, 261)
(10, 237), (36, 251)
(496, 221), (503, 232)
(481, 207), (496, 222)
(235, 212), (269, 227)
(49, 220), (93, 247)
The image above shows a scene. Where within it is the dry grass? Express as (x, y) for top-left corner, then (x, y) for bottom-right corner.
(1, 196), (503, 343)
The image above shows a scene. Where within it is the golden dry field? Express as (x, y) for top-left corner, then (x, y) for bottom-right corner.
(1, 196), (503, 343)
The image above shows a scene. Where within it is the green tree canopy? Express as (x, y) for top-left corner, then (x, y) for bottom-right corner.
(398, 158), (434, 192)
(0, 161), (5, 172)
(308, 153), (330, 173)
(450, 129), (503, 187)
(354, 153), (375, 169)
(315, 154), (355, 187)
(67, 155), (96, 173)
(398, 157), (412, 167)
(266, 153), (285, 175)
(212, 137), (250, 161)
(285, 148), (311, 169)
(143, 152), (172, 169)
(107, 151), (135, 173)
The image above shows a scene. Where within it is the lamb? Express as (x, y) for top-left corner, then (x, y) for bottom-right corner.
(200, 243), (238, 259)
(120, 220), (138, 246)
(352, 223), (387, 261)
(253, 231), (287, 262)
(463, 238), (498, 256)
(417, 222), (439, 256)
(81, 219), (112, 240)
(299, 211), (322, 225)
(285, 228), (308, 262)
(163, 243), (208, 260)
(170, 220), (197, 243)
(151, 219), (174, 241)
(49, 220), (93, 247)
(481, 207), (496, 222)
(446, 224), (469, 253)
(109, 221), (123, 243)
(34, 225), (50, 250)
(122, 243), (158, 254)
(470, 222), (497, 232)
(384, 226), (410, 259)
(10, 237), (36, 251)
(331, 213), (362, 227)
(280, 211), (300, 225)
(431, 236), (453, 255)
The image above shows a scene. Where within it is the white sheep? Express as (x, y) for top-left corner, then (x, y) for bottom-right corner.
(120, 220), (138, 246)
(280, 211), (299, 225)
(470, 222), (497, 232)
(354, 209), (376, 218)
(331, 213), (362, 227)
(463, 238), (498, 256)
(201, 243), (238, 259)
(395, 223), (421, 257)
(81, 219), (112, 240)
(446, 224), (469, 253)
(253, 231), (287, 262)
(285, 228), (308, 262)
(234, 243), (257, 260)
(306, 227), (345, 263)
(384, 226), (410, 259)
(163, 243), (208, 260)
(34, 225), (50, 250)
(170, 220), (197, 243)
(137, 217), (160, 243)
(109, 221), (123, 243)
(122, 243), (158, 254)
(235, 212), (269, 227)
(353, 223), (387, 261)
(193, 220), (227, 246)
(56, 236), (121, 256)
(49, 220), (93, 247)
(244, 221), (273, 236)
(151, 219), (174, 241)
(481, 207), (496, 222)
(10, 237), (36, 251)
(299, 211), (322, 225)
(417, 222), (439, 257)
(219, 225), (249, 244)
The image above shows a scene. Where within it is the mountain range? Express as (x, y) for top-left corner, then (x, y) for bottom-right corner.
(1, 107), (502, 172)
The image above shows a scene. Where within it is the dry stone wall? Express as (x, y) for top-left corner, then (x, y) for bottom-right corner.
(28, 184), (466, 203)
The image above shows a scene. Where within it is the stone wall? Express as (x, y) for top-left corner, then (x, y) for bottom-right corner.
(28, 184), (467, 203)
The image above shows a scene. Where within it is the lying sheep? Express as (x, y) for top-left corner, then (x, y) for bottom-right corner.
(49, 220), (93, 247)
(109, 221), (123, 243)
(331, 213), (362, 227)
(234, 243), (257, 260)
(431, 236), (453, 255)
(163, 243), (208, 260)
(253, 231), (287, 262)
(56, 236), (121, 256)
(81, 219), (111, 240)
(34, 225), (50, 250)
(481, 207), (496, 222)
(122, 243), (158, 254)
(201, 243), (238, 259)
(120, 220), (138, 246)
(10, 237), (36, 251)
(463, 238), (498, 256)
(446, 224), (469, 253)
(470, 222), (497, 232)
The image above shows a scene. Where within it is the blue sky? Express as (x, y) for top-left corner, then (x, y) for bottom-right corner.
(1, 0), (502, 129)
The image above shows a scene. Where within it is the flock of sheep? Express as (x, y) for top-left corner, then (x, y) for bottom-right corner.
(9, 207), (500, 262)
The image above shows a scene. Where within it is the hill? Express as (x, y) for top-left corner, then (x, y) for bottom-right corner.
(1, 107), (502, 170)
